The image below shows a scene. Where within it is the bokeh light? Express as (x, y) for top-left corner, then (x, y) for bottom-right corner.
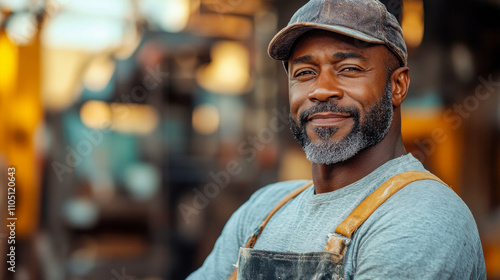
(196, 41), (250, 95)
(80, 100), (112, 130)
(192, 104), (220, 135)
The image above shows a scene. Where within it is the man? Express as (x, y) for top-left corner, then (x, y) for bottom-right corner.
(188, 0), (486, 279)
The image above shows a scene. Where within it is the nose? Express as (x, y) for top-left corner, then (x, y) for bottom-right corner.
(307, 73), (343, 102)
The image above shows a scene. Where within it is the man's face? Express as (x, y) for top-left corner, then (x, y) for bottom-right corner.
(288, 30), (395, 165)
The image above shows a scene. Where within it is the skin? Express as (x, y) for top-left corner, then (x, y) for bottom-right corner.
(287, 30), (410, 193)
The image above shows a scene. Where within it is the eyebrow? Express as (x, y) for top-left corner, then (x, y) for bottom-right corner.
(291, 55), (313, 66)
(290, 52), (366, 66)
(333, 52), (366, 61)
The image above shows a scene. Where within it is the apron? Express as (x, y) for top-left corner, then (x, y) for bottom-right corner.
(228, 171), (448, 280)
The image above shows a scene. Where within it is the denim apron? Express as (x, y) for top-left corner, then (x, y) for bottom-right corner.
(228, 171), (447, 280)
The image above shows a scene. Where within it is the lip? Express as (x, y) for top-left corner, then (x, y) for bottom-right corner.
(308, 112), (350, 126)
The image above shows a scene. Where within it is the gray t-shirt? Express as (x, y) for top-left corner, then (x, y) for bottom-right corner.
(187, 154), (486, 279)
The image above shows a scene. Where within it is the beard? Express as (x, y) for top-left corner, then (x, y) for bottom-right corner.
(290, 81), (393, 165)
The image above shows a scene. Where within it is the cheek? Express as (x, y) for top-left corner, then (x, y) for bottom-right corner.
(288, 88), (301, 112)
(347, 84), (379, 111)
(288, 89), (311, 123)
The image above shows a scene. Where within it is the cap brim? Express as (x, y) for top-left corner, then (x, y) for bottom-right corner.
(268, 22), (385, 61)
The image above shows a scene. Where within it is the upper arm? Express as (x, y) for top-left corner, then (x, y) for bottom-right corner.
(185, 203), (247, 279)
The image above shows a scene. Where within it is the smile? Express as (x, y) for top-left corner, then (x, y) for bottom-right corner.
(308, 112), (350, 126)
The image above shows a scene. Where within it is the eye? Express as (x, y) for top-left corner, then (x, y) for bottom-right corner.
(341, 67), (361, 72)
(294, 70), (315, 78)
(338, 66), (364, 77)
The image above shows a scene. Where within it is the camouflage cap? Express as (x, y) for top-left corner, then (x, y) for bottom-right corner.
(268, 0), (407, 66)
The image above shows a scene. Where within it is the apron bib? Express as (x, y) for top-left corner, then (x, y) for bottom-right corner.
(229, 171), (448, 280)
(237, 248), (344, 280)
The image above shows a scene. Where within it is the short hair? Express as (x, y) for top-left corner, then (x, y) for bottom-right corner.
(386, 50), (402, 78)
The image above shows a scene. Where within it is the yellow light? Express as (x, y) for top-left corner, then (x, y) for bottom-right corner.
(80, 101), (112, 130)
(162, 0), (190, 33)
(192, 105), (220, 135)
(402, 0), (424, 48)
(80, 101), (160, 135)
(196, 41), (250, 95)
(186, 14), (253, 40)
(82, 55), (116, 91)
(42, 48), (91, 111)
(110, 103), (159, 135)
(9, 96), (42, 133)
(0, 32), (18, 96)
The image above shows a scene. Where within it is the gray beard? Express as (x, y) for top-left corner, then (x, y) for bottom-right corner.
(290, 81), (393, 165)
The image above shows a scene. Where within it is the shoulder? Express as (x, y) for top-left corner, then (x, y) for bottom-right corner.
(383, 179), (476, 228)
(347, 178), (486, 279)
(362, 178), (481, 247)
(237, 180), (312, 227)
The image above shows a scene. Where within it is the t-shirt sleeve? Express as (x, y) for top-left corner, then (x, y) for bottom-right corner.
(347, 181), (487, 280)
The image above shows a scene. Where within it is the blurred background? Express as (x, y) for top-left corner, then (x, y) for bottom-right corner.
(0, 0), (499, 279)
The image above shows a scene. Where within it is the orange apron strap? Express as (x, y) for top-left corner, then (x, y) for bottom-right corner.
(228, 181), (313, 280)
(324, 170), (448, 255)
(228, 268), (238, 280)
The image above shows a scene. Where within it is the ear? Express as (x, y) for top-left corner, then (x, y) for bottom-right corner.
(390, 67), (410, 107)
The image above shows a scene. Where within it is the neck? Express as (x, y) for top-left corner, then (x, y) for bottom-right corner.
(311, 129), (407, 194)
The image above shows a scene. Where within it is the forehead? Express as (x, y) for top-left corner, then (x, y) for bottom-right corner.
(289, 30), (387, 61)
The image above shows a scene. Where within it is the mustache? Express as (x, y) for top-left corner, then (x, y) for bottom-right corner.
(299, 102), (360, 126)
